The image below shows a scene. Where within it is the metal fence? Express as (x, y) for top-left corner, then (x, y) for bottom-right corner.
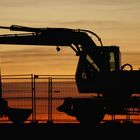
(1, 74), (33, 123)
(1, 74), (140, 124)
(0, 74), (81, 123)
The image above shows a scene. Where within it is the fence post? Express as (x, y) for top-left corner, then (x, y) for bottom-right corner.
(47, 77), (53, 124)
(31, 74), (38, 123)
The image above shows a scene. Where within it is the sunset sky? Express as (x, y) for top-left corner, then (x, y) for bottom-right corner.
(0, 0), (140, 75)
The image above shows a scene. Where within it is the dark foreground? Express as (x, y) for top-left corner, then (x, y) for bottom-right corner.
(0, 122), (140, 139)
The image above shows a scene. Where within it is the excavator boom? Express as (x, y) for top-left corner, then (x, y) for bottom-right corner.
(0, 25), (103, 46)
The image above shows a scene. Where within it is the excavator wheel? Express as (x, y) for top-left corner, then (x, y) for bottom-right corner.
(74, 100), (105, 126)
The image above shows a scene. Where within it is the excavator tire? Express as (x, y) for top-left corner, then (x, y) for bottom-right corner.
(74, 99), (105, 126)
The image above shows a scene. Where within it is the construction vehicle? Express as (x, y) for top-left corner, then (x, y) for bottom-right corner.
(0, 25), (140, 125)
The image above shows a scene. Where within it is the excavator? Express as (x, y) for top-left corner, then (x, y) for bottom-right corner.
(0, 25), (140, 125)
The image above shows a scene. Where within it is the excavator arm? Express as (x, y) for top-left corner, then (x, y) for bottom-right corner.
(0, 25), (100, 48)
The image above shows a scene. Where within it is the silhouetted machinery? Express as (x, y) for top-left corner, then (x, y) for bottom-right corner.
(0, 25), (140, 125)
(0, 70), (32, 124)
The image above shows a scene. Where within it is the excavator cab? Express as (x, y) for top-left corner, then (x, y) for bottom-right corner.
(76, 46), (120, 93)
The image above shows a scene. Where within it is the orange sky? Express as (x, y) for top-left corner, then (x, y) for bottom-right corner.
(0, 0), (140, 75)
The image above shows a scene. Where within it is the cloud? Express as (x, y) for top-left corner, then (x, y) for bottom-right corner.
(0, 45), (78, 75)
(0, 0), (72, 7)
(0, 0), (139, 8)
(79, 0), (140, 5)
(56, 19), (140, 31)
(0, 0), (39, 7)
(0, 46), (78, 65)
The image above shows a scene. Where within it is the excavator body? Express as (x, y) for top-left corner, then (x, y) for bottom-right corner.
(0, 25), (140, 124)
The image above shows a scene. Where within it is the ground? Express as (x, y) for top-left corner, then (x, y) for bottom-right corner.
(0, 122), (140, 139)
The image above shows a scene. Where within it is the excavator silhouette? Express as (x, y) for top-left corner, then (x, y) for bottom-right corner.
(0, 25), (140, 125)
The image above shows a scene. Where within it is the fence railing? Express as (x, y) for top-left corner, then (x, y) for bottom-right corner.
(1, 74), (140, 124)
